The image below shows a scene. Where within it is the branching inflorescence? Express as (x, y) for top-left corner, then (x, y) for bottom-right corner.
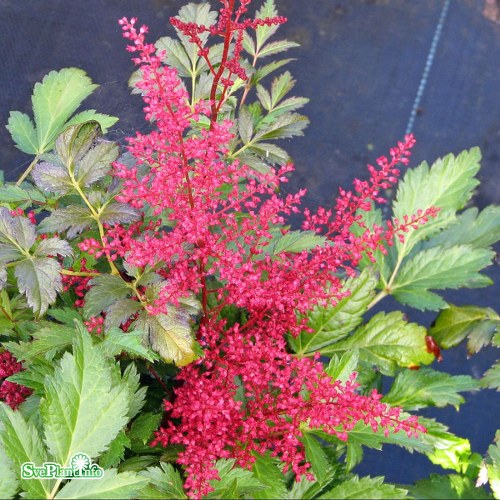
(115, 2), (432, 496)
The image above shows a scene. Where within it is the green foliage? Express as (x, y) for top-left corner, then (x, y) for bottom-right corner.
(1, 1), (500, 499)
(7, 68), (117, 156)
(382, 368), (479, 410)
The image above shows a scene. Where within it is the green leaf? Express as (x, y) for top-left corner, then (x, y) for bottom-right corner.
(301, 432), (331, 484)
(326, 350), (360, 383)
(83, 274), (132, 319)
(418, 418), (473, 472)
(100, 328), (158, 362)
(251, 59), (295, 85)
(127, 412), (162, 447)
(64, 110), (119, 134)
(318, 475), (409, 499)
(483, 360), (500, 391)
(99, 431), (131, 469)
(0, 402), (55, 498)
(155, 37), (192, 77)
(270, 229), (327, 254)
(238, 105), (255, 144)
(136, 297), (201, 366)
(207, 459), (265, 498)
(40, 322), (130, 466)
(410, 474), (490, 499)
(425, 206), (500, 250)
(292, 269), (378, 356)
(55, 469), (148, 499)
(138, 463), (187, 499)
(7, 69), (100, 156)
(31, 158), (73, 195)
(258, 40), (300, 58)
(429, 304), (500, 352)
(6, 323), (74, 361)
(38, 205), (95, 238)
(75, 140), (119, 187)
(104, 299), (143, 331)
(254, 0), (280, 52)
(99, 202), (141, 226)
(0, 430), (19, 499)
(382, 368), (479, 411)
(120, 362), (147, 420)
(14, 257), (65, 316)
(321, 311), (434, 375)
(6, 111), (38, 154)
(0, 184), (46, 205)
(392, 148), (481, 258)
(391, 245), (495, 311)
(254, 112), (309, 141)
(251, 453), (288, 499)
(485, 434), (500, 498)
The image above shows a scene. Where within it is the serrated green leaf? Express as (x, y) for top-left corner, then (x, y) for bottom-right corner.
(32, 68), (99, 153)
(301, 432), (331, 484)
(391, 245), (495, 310)
(99, 202), (141, 226)
(6, 111), (38, 154)
(104, 299), (143, 331)
(155, 37), (192, 77)
(38, 205), (94, 237)
(83, 274), (132, 319)
(40, 322), (130, 466)
(55, 469), (148, 499)
(251, 58), (295, 84)
(430, 304), (500, 352)
(136, 297), (200, 366)
(138, 463), (187, 499)
(0, 436), (19, 499)
(0, 184), (46, 204)
(127, 412), (162, 445)
(270, 71), (294, 108)
(258, 40), (300, 58)
(14, 257), (65, 316)
(425, 206), (500, 250)
(486, 436), (500, 498)
(319, 475), (409, 499)
(99, 431), (131, 469)
(410, 474), (490, 499)
(483, 360), (500, 391)
(392, 148), (482, 258)
(64, 110), (118, 134)
(121, 362), (147, 420)
(254, 112), (309, 141)
(0, 402), (54, 498)
(238, 106), (254, 145)
(100, 328), (158, 362)
(418, 418), (472, 472)
(382, 368), (479, 411)
(321, 311), (434, 375)
(292, 269), (378, 356)
(250, 453), (288, 499)
(75, 140), (119, 187)
(255, 0), (280, 52)
(7, 323), (74, 361)
(48, 307), (83, 325)
(31, 159), (73, 195)
(326, 350), (360, 383)
(248, 142), (290, 165)
(207, 459), (266, 498)
(271, 229), (327, 254)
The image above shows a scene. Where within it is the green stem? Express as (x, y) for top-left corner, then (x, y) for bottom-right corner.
(61, 269), (101, 277)
(16, 154), (41, 186)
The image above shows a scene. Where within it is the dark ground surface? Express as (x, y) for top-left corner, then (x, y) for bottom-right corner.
(1, 0), (499, 486)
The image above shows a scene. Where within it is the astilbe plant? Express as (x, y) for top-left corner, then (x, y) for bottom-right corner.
(2, 1), (500, 499)
(114, 8), (431, 496)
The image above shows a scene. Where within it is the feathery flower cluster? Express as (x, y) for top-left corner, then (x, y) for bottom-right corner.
(115, 3), (431, 496)
(0, 351), (31, 409)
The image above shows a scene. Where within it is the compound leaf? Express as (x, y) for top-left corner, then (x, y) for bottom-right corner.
(83, 274), (132, 319)
(40, 322), (130, 466)
(392, 148), (481, 258)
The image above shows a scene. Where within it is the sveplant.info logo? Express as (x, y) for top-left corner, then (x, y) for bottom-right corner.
(21, 453), (104, 479)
